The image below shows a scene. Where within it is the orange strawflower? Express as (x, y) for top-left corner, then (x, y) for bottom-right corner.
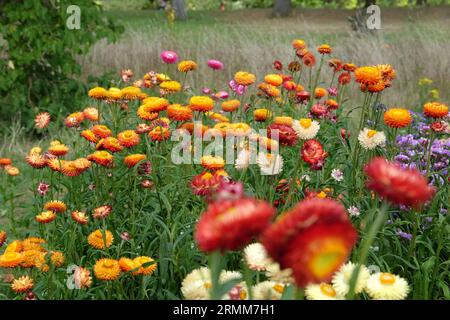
(264, 74), (283, 87)
(384, 108), (412, 128)
(44, 200), (67, 213)
(11, 276), (34, 293)
(35, 112), (51, 129)
(167, 104), (193, 121)
(234, 71), (256, 86)
(189, 96), (214, 112)
(355, 66), (382, 86)
(92, 125), (112, 139)
(318, 44), (332, 54)
(88, 151), (113, 167)
(83, 107), (99, 121)
(178, 60), (197, 72)
(0, 252), (22, 268)
(121, 86), (141, 100)
(94, 258), (120, 281)
(124, 154), (146, 168)
(423, 102), (448, 118)
(88, 230), (113, 249)
(36, 211), (57, 224)
(71, 211), (89, 225)
(254, 108), (271, 122)
(314, 87), (327, 99)
(133, 256), (157, 275)
(88, 87), (108, 100)
(221, 100), (240, 112)
(201, 155), (225, 170)
(48, 143), (69, 157)
(81, 129), (98, 143)
(92, 205), (112, 220)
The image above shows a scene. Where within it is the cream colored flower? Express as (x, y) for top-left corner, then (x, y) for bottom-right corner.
(358, 128), (386, 150)
(305, 283), (344, 300)
(243, 243), (271, 271)
(181, 267), (212, 300)
(265, 263), (294, 284)
(332, 262), (370, 296)
(293, 118), (320, 140)
(252, 281), (284, 300)
(365, 272), (409, 300)
(257, 153), (283, 175)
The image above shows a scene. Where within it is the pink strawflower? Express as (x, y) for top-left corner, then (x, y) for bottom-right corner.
(160, 50), (178, 64)
(207, 59), (224, 70)
(37, 182), (50, 196)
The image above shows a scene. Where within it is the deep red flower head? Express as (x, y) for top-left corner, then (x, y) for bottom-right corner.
(261, 198), (357, 287)
(296, 90), (311, 103)
(273, 60), (283, 71)
(340, 128), (350, 140)
(364, 157), (435, 208)
(338, 72), (351, 85)
(301, 139), (328, 170)
(195, 197), (276, 252)
(268, 123), (298, 146)
(190, 171), (223, 197)
(310, 103), (328, 117)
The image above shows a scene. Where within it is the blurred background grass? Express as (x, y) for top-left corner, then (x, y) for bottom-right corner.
(81, 5), (450, 107)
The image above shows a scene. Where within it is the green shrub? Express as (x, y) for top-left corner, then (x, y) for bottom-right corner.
(0, 0), (123, 132)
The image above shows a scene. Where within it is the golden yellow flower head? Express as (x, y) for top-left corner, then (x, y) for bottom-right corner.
(94, 258), (121, 281)
(87, 230), (114, 250)
(178, 60), (198, 72)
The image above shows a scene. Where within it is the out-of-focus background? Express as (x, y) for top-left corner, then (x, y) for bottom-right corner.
(1, 0), (449, 133)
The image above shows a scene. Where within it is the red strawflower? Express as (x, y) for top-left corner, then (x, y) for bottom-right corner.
(267, 123), (298, 146)
(273, 60), (283, 71)
(296, 90), (311, 103)
(190, 171), (223, 197)
(301, 139), (328, 170)
(261, 198), (357, 287)
(195, 197), (275, 252)
(310, 103), (328, 117)
(364, 157), (435, 208)
(338, 72), (351, 85)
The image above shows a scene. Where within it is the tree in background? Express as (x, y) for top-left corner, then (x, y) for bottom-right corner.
(0, 0), (123, 131)
(273, 0), (292, 17)
(173, 0), (188, 20)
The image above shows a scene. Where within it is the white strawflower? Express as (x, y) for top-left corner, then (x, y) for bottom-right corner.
(331, 168), (344, 182)
(348, 206), (360, 217)
(243, 243), (271, 271)
(235, 149), (250, 170)
(358, 128), (386, 150)
(265, 263), (294, 284)
(293, 118), (320, 140)
(332, 262), (370, 296)
(252, 281), (284, 300)
(365, 272), (410, 300)
(181, 267), (212, 300)
(257, 153), (283, 175)
(305, 283), (344, 300)
(219, 271), (248, 300)
(301, 174), (311, 182)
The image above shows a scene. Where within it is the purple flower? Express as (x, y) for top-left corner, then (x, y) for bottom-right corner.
(327, 87), (338, 96)
(397, 230), (413, 241)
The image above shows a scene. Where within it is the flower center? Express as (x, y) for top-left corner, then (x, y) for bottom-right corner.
(204, 282), (212, 289)
(308, 238), (347, 279)
(320, 283), (336, 297)
(367, 130), (377, 138)
(379, 273), (396, 285)
(272, 284), (284, 294)
(103, 261), (114, 268)
(300, 118), (312, 129)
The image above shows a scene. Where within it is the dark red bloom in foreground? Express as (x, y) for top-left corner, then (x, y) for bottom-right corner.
(195, 197), (276, 252)
(301, 139), (328, 170)
(262, 198), (357, 287)
(364, 157), (435, 208)
(268, 123), (298, 146)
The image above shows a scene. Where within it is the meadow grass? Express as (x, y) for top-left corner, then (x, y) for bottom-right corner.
(81, 7), (450, 108)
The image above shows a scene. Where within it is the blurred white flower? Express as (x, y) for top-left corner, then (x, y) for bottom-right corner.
(331, 168), (344, 182)
(358, 128), (386, 150)
(257, 153), (283, 175)
(348, 206), (360, 217)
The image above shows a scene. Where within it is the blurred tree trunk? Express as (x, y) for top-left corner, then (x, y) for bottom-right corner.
(417, 0), (427, 5)
(361, 0), (376, 7)
(273, 0), (292, 17)
(172, 0), (187, 20)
